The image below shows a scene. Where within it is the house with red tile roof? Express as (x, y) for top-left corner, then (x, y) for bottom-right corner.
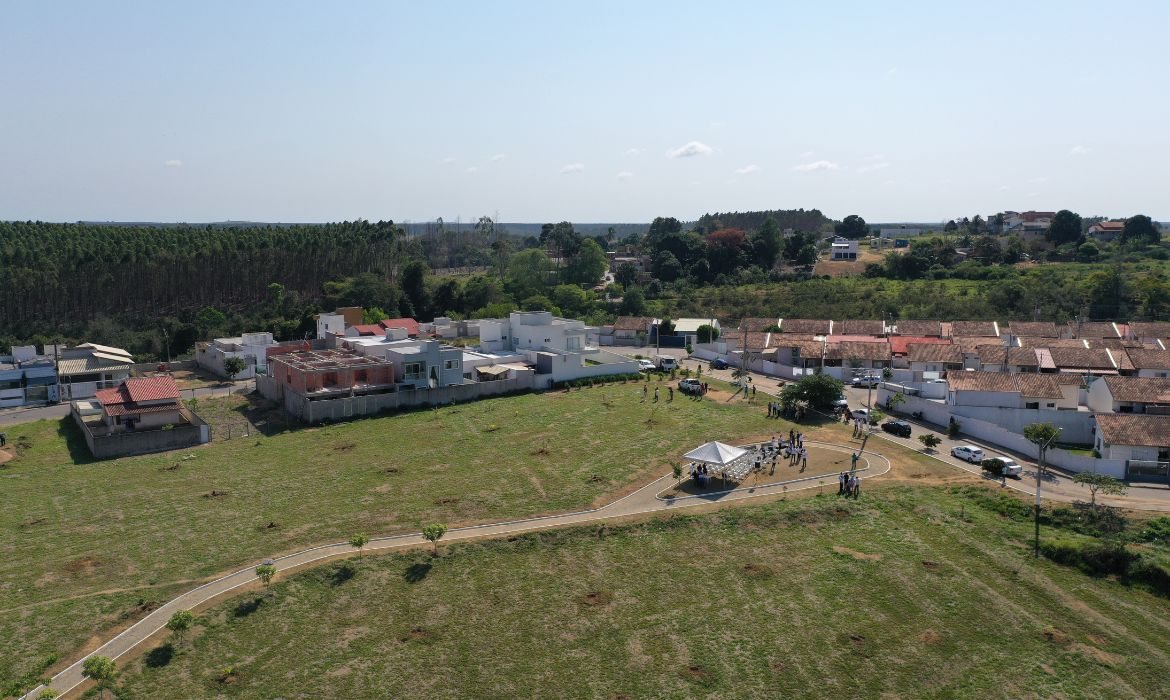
(1087, 220), (1125, 243)
(380, 318), (421, 337)
(72, 376), (210, 458)
(1094, 413), (1170, 466)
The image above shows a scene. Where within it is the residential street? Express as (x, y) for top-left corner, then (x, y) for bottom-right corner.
(664, 354), (1170, 511)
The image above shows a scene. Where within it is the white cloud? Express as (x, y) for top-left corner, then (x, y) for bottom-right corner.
(163, 159), (183, 168)
(886, 67), (898, 77)
(490, 153), (507, 161)
(734, 164), (760, 175)
(464, 166), (480, 173)
(793, 160), (839, 172)
(1069, 145), (1090, 156)
(616, 171), (634, 179)
(623, 148), (644, 157)
(560, 163), (585, 174)
(666, 141), (713, 158)
(856, 162), (890, 173)
(441, 157), (456, 164)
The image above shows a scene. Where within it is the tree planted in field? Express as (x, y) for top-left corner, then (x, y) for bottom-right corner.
(255, 563), (277, 590)
(1073, 472), (1128, 507)
(82, 655), (117, 699)
(422, 523), (448, 555)
(166, 609), (194, 646)
(671, 460), (683, 486)
(349, 534), (370, 560)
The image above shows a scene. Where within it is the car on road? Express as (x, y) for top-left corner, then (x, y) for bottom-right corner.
(998, 458), (1024, 478)
(881, 420), (912, 437)
(951, 445), (985, 463)
(851, 376), (880, 388)
(678, 378), (702, 395)
(710, 358), (729, 370)
(637, 359), (656, 372)
(832, 395), (849, 410)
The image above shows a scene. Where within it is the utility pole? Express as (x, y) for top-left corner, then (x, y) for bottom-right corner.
(1034, 427), (1062, 557)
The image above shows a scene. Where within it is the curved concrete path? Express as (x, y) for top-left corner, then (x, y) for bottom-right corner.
(22, 441), (889, 699)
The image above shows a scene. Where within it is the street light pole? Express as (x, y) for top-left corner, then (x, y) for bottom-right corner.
(1034, 427), (1062, 557)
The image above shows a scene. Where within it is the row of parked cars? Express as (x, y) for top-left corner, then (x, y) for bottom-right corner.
(851, 409), (1023, 477)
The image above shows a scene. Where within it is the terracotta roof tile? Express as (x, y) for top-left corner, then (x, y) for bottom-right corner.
(738, 317), (780, 332)
(123, 376), (180, 403)
(890, 320), (943, 336)
(1100, 376), (1170, 403)
(613, 316), (654, 332)
(1067, 321), (1120, 338)
(1016, 337), (1087, 348)
(1007, 321), (1058, 338)
(1095, 413), (1170, 447)
(1127, 322), (1170, 339)
(1126, 348), (1170, 371)
(779, 318), (832, 335)
(950, 321), (999, 337)
(978, 346), (1040, 367)
(948, 371), (1020, 393)
(952, 336), (1005, 354)
(825, 341), (890, 361)
(1015, 373), (1063, 399)
(1048, 347), (1117, 370)
(907, 343), (964, 364)
(837, 319), (885, 335)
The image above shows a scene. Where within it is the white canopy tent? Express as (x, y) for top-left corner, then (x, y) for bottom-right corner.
(683, 441), (748, 466)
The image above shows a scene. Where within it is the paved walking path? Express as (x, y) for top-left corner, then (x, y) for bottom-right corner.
(21, 440), (889, 700)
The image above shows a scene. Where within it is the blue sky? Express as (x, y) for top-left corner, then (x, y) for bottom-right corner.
(2, 1), (1167, 223)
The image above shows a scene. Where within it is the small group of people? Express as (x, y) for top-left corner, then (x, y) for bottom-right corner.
(766, 401), (785, 418)
(838, 470), (862, 498)
(851, 416), (869, 437)
(689, 462), (717, 488)
(642, 385), (676, 403)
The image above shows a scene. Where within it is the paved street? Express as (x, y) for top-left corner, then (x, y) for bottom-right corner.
(621, 350), (1170, 511)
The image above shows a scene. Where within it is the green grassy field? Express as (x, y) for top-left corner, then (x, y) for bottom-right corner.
(0, 382), (804, 694)
(113, 486), (1170, 700)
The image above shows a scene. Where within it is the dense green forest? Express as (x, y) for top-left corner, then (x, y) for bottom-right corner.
(695, 208), (831, 234)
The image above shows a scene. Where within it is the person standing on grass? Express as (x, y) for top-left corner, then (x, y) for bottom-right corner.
(801, 449), (808, 472)
(851, 452), (859, 471)
(789, 428), (795, 444)
(642, 385), (648, 401)
(771, 454), (777, 475)
(653, 386), (659, 402)
(668, 386), (674, 402)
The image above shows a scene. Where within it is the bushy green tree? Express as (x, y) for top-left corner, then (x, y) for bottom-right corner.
(1046, 210), (1083, 245)
(779, 374), (845, 410)
(1123, 214), (1159, 247)
(82, 656), (117, 699)
(834, 215), (868, 239)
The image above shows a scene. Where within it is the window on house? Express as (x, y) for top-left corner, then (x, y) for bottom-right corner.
(444, 360), (457, 370)
(286, 374), (291, 383)
(404, 362), (425, 380)
(1047, 403), (1055, 408)
(354, 370), (367, 383)
(1025, 402), (1039, 409)
(1120, 405), (1133, 413)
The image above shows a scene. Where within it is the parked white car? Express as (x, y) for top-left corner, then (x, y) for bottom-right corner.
(951, 445), (985, 463)
(656, 356), (678, 371)
(637, 359), (656, 372)
(851, 408), (870, 421)
(998, 458), (1023, 477)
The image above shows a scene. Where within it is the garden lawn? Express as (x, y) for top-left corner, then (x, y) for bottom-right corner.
(0, 382), (799, 693)
(117, 486), (1170, 700)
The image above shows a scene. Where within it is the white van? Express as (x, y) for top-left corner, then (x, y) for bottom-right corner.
(656, 356), (678, 371)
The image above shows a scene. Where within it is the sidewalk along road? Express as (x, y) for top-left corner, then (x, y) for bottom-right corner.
(20, 442), (890, 700)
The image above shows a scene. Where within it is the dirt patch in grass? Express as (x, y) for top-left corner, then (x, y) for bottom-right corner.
(530, 447), (550, 456)
(402, 627), (430, 642)
(742, 563), (774, 578)
(1041, 627), (1070, 645)
(579, 590), (613, 607)
(202, 490), (230, 499)
(373, 484), (393, 494)
(334, 443), (356, 452)
(833, 546), (882, 561)
(849, 634), (866, 647)
(681, 664), (712, 682)
(383, 466), (400, 475)
(922, 560), (940, 570)
(1073, 643), (1119, 665)
(918, 629), (941, 644)
(20, 517), (47, 528)
(435, 497), (459, 506)
(0, 448), (13, 465)
(63, 557), (101, 575)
